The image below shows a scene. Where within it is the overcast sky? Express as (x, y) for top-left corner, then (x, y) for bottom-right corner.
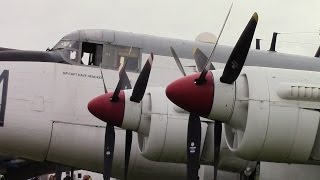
(0, 0), (319, 56)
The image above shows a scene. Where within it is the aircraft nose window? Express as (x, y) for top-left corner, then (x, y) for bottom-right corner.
(53, 40), (80, 51)
(52, 40), (81, 62)
(53, 40), (140, 72)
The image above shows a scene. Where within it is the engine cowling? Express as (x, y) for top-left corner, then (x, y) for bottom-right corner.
(223, 67), (320, 163)
(136, 88), (256, 173)
(88, 85), (257, 173)
(166, 66), (320, 164)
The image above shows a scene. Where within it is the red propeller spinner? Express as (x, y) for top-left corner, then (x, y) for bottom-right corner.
(166, 72), (214, 118)
(88, 91), (125, 127)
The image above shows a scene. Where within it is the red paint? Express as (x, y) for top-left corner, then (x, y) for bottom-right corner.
(88, 91), (125, 127)
(166, 72), (214, 117)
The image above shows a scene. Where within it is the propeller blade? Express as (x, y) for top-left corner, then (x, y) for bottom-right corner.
(130, 53), (154, 102)
(193, 48), (215, 72)
(213, 121), (222, 180)
(104, 125), (115, 180)
(111, 60), (129, 102)
(170, 46), (186, 76)
(187, 113), (201, 180)
(220, 12), (258, 84)
(121, 69), (132, 90)
(315, 46), (320, 57)
(119, 66), (133, 180)
(124, 130), (132, 180)
(196, 3), (233, 84)
(99, 63), (115, 180)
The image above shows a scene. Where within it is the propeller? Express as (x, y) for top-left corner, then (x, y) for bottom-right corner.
(166, 12), (259, 180)
(118, 61), (133, 180)
(170, 4), (232, 180)
(213, 122), (222, 179)
(99, 65), (115, 180)
(187, 113), (201, 180)
(170, 46), (219, 180)
(88, 54), (154, 179)
(169, 4), (234, 180)
(130, 54), (154, 102)
(99, 61), (132, 180)
(170, 47), (186, 76)
(220, 13), (258, 84)
(110, 60), (129, 102)
(170, 46), (201, 179)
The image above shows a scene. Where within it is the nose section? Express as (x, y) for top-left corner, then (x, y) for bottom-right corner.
(166, 72), (214, 117)
(88, 91), (125, 127)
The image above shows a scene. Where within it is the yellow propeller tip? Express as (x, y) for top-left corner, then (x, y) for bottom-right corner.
(192, 48), (197, 55)
(252, 12), (258, 22)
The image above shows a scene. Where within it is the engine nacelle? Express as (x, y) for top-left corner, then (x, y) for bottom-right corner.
(219, 67), (320, 164)
(136, 88), (208, 163)
(136, 88), (256, 173)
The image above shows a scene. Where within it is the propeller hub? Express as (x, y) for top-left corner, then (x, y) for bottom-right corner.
(88, 91), (125, 127)
(166, 72), (214, 117)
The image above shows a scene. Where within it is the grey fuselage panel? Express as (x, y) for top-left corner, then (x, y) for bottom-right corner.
(0, 29), (318, 72)
(61, 29), (320, 72)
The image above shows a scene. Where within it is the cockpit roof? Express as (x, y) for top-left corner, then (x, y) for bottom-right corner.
(61, 29), (115, 43)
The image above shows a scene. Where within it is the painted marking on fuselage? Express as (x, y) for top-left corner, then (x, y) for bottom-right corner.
(62, 71), (102, 79)
(0, 70), (9, 127)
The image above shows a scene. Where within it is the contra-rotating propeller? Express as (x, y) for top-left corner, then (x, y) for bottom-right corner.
(94, 60), (133, 180)
(167, 12), (259, 180)
(170, 46), (217, 180)
(98, 64), (115, 180)
(111, 60), (133, 180)
(88, 54), (154, 179)
(169, 3), (233, 179)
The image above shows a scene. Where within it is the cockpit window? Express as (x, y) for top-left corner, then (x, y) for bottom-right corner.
(104, 45), (140, 72)
(53, 40), (80, 51)
(81, 42), (102, 66)
(52, 40), (140, 72)
(52, 40), (81, 62)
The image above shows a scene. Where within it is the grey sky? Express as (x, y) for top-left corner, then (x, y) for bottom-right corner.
(0, 0), (319, 56)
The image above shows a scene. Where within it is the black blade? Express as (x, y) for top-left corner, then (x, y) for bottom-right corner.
(213, 121), (222, 180)
(124, 130), (132, 180)
(119, 67), (133, 180)
(99, 64), (108, 93)
(187, 113), (201, 180)
(193, 48), (215, 72)
(98, 64), (116, 180)
(220, 13), (258, 84)
(104, 125), (115, 180)
(130, 53), (154, 102)
(121, 68), (132, 90)
(111, 60), (129, 102)
(170, 46), (186, 76)
(315, 46), (320, 57)
(196, 3), (233, 84)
